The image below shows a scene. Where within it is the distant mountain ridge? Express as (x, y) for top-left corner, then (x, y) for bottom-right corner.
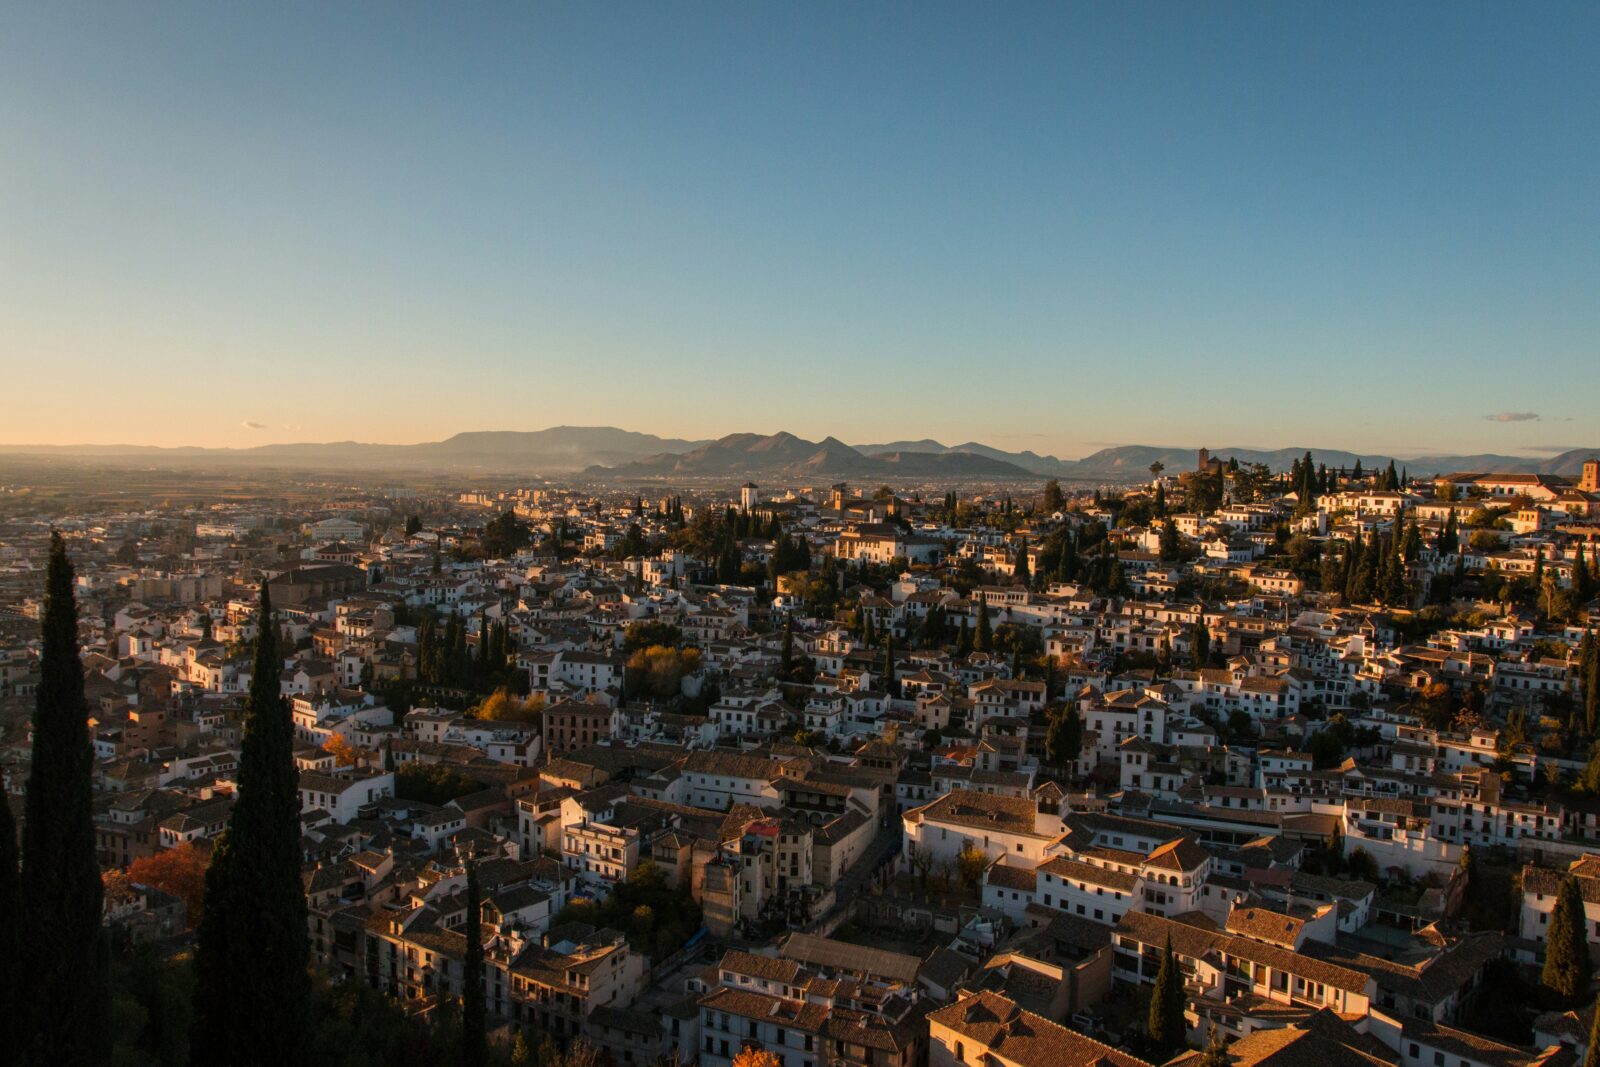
(589, 432), (1039, 480)
(0, 427), (709, 473)
(865, 440), (1597, 479)
(1, 427), (1593, 480)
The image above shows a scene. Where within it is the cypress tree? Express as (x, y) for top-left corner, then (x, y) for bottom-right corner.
(1543, 875), (1593, 1003)
(476, 609), (490, 675)
(20, 532), (106, 1065)
(1110, 559), (1128, 596)
(0, 785), (15, 1051)
(1382, 534), (1407, 605)
(1160, 519), (1181, 561)
(1586, 642), (1599, 739)
(1147, 934), (1187, 1057)
(781, 616), (794, 675)
(1402, 518), (1421, 563)
(975, 599), (993, 653)
(193, 581), (310, 1065)
(1045, 706), (1083, 772)
(1191, 624), (1210, 670)
(462, 862), (486, 1067)
(883, 635), (898, 698)
(1014, 538), (1031, 588)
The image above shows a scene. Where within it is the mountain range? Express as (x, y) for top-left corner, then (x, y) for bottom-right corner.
(1, 427), (1593, 482)
(586, 432), (1040, 480)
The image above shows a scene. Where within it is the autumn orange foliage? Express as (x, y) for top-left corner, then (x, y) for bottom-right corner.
(121, 842), (210, 926)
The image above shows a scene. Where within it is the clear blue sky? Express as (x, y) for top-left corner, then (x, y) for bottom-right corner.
(2, 2), (1596, 458)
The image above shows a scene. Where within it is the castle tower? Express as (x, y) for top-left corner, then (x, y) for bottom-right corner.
(1581, 458), (1599, 493)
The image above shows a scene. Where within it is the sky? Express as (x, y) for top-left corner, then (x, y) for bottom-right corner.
(1, 2), (1597, 460)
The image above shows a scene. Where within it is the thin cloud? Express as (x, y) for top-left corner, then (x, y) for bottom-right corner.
(1483, 412), (1539, 423)
(241, 420), (268, 430)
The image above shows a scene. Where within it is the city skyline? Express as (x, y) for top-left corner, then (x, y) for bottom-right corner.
(3, 2), (1597, 455)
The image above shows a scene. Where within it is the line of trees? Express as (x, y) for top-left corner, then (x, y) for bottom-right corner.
(418, 611), (515, 691)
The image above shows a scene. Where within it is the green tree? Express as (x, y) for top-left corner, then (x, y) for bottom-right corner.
(1147, 934), (1188, 1058)
(975, 600), (993, 653)
(461, 862), (486, 1067)
(1543, 876), (1594, 1003)
(19, 533), (106, 1065)
(0, 787), (16, 1052)
(1159, 518), (1181, 561)
(480, 510), (533, 558)
(1190, 623), (1210, 670)
(1042, 480), (1065, 513)
(193, 581), (311, 1065)
(882, 634), (898, 697)
(1045, 705), (1083, 773)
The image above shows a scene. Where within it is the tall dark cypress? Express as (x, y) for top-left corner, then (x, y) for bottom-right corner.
(1147, 934), (1188, 1057)
(462, 862), (486, 1067)
(0, 765), (20, 1052)
(193, 581), (310, 1065)
(1543, 875), (1593, 1003)
(20, 532), (106, 1065)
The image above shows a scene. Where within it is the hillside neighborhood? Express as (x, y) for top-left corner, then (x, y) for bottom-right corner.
(5, 450), (1600, 1067)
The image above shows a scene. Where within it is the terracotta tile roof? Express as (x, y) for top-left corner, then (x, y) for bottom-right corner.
(928, 991), (1154, 1067)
